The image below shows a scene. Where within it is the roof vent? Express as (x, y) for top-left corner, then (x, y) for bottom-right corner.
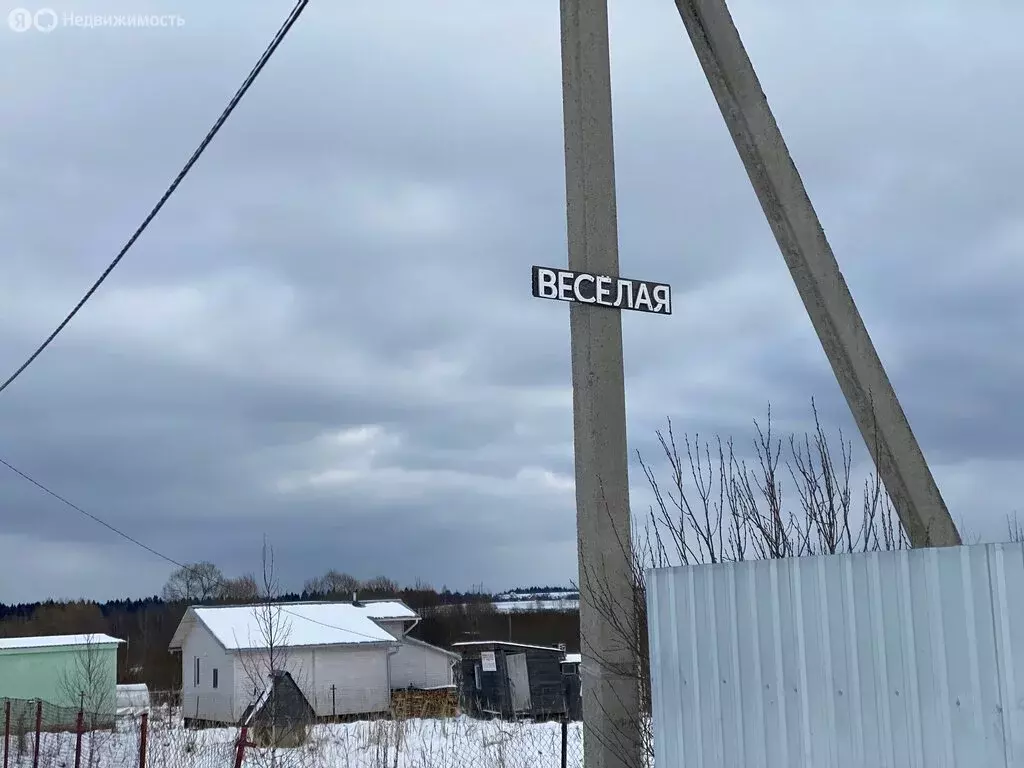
(352, 592), (363, 608)
(558, 643), (567, 652)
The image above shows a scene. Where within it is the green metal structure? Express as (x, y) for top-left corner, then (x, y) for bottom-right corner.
(0, 634), (122, 720)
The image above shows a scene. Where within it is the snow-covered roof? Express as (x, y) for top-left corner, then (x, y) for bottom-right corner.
(117, 684), (149, 692)
(359, 601), (418, 621)
(403, 684), (457, 690)
(243, 680), (274, 726)
(170, 600), (417, 651)
(116, 684), (150, 712)
(451, 640), (565, 653)
(0, 634), (123, 651)
(563, 653), (582, 665)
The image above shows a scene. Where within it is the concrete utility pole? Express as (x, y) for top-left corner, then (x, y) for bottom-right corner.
(671, 0), (961, 547)
(560, 0), (642, 767)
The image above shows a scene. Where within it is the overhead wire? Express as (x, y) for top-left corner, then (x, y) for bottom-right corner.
(0, 0), (310, 397)
(0, 0), (404, 645)
(0, 454), (400, 644)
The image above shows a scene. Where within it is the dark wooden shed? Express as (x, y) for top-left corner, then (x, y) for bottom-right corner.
(453, 641), (568, 720)
(240, 671), (315, 747)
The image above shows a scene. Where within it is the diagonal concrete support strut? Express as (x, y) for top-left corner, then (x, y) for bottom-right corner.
(672, 0), (961, 547)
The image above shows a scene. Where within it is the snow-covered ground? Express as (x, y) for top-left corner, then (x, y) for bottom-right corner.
(8, 713), (584, 768)
(492, 591), (578, 602)
(490, 588), (579, 613)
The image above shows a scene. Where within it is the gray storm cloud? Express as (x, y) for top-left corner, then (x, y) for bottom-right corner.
(1, 0), (1021, 602)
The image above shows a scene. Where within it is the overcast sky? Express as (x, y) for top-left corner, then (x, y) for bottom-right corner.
(1, 0), (1021, 604)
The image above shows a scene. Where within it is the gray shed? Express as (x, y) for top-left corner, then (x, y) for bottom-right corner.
(453, 641), (568, 720)
(116, 684), (151, 716)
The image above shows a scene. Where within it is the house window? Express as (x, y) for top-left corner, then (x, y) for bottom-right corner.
(194, 657), (200, 687)
(212, 669), (219, 689)
(474, 663), (482, 690)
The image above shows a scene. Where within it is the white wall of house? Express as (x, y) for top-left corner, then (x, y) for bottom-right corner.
(232, 647), (312, 722)
(181, 623), (235, 723)
(375, 619), (408, 639)
(390, 641), (456, 690)
(312, 646), (390, 716)
(232, 645), (391, 720)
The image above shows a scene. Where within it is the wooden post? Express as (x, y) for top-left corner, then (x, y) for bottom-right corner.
(233, 727), (249, 768)
(138, 712), (148, 768)
(31, 701), (41, 768)
(74, 710), (84, 768)
(3, 700), (11, 768)
(561, 675), (570, 768)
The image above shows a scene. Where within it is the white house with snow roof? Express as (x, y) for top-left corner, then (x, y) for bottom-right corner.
(168, 599), (458, 725)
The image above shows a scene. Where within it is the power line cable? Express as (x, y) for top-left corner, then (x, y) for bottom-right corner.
(0, 0), (310, 398)
(0, 0), (403, 646)
(0, 0), (405, 645)
(0, 454), (394, 644)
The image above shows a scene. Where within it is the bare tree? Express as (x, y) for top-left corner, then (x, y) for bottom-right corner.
(303, 569), (360, 597)
(57, 635), (116, 719)
(220, 573), (260, 603)
(361, 575), (399, 596)
(1009, 512), (1024, 543)
(57, 635), (117, 767)
(637, 403), (907, 569)
(579, 402), (910, 767)
(236, 539), (312, 767)
(161, 562), (225, 602)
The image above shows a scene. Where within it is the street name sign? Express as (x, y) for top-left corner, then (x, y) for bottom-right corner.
(531, 265), (672, 315)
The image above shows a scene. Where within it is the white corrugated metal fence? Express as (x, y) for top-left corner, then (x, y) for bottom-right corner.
(647, 543), (1024, 767)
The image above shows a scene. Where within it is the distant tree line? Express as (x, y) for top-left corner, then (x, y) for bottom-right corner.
(156, 562), (502, 607)
(0, 569), (580, 691)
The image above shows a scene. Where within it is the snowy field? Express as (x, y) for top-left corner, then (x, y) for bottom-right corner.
(491, 599), (579, 614)
(6, 714), (584, 768)
(492, 591), (578, 603)
(491, 590), (579, 614)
